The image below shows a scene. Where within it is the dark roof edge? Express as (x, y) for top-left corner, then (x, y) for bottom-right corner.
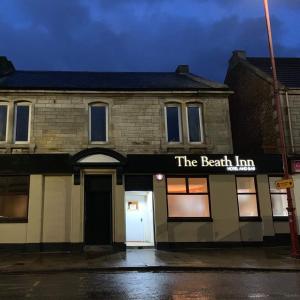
(9, 70), (182, 74)
(184, 73), (229, 89)
(0, 86), (231, 93)
(227, 51), (285, 89)
(242, 59), (286, 88)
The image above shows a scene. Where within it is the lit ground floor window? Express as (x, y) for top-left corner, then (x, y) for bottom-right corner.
(0, 176), (29, 221)
(269, 177), (288, 217)
(167, 177), (210, 219)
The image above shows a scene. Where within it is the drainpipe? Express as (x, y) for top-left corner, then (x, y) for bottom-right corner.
(263, 0), (300, 257)
(285, 90), (295, 153)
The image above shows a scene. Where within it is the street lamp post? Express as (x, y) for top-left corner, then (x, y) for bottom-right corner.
(263, 0), (300, 258)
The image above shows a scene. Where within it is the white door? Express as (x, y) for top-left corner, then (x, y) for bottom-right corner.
(126, 194), (146, 242)
(125, 191), (154, 245)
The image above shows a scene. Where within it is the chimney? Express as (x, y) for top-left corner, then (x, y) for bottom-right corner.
(228, 50), (247, 70)
(232, 50), (247, 60)
(0, 56), (15, 76)
(176, 65), (189, 74)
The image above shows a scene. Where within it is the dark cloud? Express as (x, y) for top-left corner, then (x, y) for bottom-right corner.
(0, 0), (298, 82)
(98, 0), (165, 7)
(283, 0), (300, 8)
(15, 0), (90, 34)
(97, 0), (300, 10)
(215, 0), (300, 9)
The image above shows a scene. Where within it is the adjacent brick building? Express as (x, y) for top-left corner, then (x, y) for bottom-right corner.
(225, 50), (300, 238)
(225, 50), (300, 155)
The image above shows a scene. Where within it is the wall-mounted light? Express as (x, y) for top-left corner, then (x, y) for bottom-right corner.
(155, 174), (164, 181)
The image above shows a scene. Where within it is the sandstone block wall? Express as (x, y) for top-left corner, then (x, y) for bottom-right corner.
(0, 92), (233, 155)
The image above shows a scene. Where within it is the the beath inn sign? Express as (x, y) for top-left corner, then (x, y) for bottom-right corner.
(175, 155), (256, 171)
(125, 154), (282, 174)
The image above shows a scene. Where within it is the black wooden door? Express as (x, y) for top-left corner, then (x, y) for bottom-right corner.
(84, 175), (112, 245)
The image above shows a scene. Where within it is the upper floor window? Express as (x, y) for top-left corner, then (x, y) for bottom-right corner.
(187, 104), (203, 143)
(14, 103), (30, 143)
(165, 104), (182, 143)
(89, 104), (108, 142)
(0, 103), (8, 142)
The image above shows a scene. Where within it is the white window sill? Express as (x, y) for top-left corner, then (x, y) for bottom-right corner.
(162, 142), (210, 149)
(89, 141), (109, 144)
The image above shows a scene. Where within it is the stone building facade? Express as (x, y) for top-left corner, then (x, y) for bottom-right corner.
(0, 92), (233, 155)
(0, 56), (284, 251)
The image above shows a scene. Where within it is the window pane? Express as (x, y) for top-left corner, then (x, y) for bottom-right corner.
(271, 194), (288, 217)
(0, 177), (6, 193)
(238, 194), (258, 217)
(0, 176), (29, 219)
(167, 178), (186, 193)
(0, 195), (28, 218)
(7, 176), (29, 193)
(188, 106), (202, 142)
(15, 105), (29, 142)
(166, 106), (180, 142)
(269, 177), (286, 194)
(168, 195), (210, 217)
(0, 176), (29, 194)
(188, 178), (207, 193)
(91, 106), (106, 142)
(0, 105), (7, 141)
(236, 177), (256, 193)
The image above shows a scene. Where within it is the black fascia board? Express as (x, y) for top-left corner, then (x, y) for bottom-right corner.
(0, 154), (72, 174)
(124, 154), (283, 175)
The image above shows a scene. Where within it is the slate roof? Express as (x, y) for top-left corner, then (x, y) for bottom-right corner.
(0, 70), (228, 91)
(248, 57), (300, 89)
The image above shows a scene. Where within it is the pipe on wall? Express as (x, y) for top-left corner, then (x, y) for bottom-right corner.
(285, 90), (295, 154)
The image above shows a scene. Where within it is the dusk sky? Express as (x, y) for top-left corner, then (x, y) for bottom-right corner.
(0, 0), (299, 81)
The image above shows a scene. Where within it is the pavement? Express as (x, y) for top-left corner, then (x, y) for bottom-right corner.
(0, 246), (300, 274)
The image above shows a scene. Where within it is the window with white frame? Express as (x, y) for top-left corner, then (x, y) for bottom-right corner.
(0, 103), (8, 142)
(89, 104), (108, 142)
(187, 104), (203, 143)
(269, 177), (288, 217)
(14, 103), (30, 143)
(165, 104), (182, 143)
(236, 176), (259, 218)
(167, 177), (210, 218)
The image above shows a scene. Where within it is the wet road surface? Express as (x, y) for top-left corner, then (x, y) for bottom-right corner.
(0, 271), (300, 299)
